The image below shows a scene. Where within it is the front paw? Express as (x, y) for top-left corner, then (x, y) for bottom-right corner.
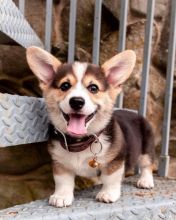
(137, 177), (154, 189)
(49, 193), (74, 207)
(96, 188), (120, 203)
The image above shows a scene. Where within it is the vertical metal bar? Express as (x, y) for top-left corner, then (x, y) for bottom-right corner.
(68, 0), (77, 63)
(158, 0), (176, 177)
(19, 0), (25, 15)
(116, 0), (129, 108)
(92, 0), (102, 65)
(118, 0), (129, 54)
(44, 0), (53, 52)
(139, 0), (155, 116)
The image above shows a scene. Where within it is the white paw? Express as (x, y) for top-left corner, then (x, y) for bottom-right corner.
(49, 193), (74, 207)
(137, 177), (154, 189)
(96, 188), (120, 203)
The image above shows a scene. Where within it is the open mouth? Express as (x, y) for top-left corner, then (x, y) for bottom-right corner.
(62, 111), (96, 136)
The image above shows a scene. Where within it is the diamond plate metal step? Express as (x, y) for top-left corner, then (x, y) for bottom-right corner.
(0, 0), (44, 48)
(0, 177), (176, 220)
(0, 93), (49, 147)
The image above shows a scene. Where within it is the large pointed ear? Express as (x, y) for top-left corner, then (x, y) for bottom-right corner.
(102, 50), (136, 88)
(26, 46), (62, 85)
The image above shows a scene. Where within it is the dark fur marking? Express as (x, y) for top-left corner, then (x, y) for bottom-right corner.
(52, 64), (73, 88)
(114, 110), (155, 170)
(85, 64), (109, 91)
(103, 117), (114, 142)
(105, 110), (155, 173)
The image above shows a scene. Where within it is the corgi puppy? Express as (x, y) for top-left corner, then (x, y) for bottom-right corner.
(26, 47), (155, 208)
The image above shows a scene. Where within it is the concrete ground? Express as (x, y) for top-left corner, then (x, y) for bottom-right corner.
(0, 176), (176, 220)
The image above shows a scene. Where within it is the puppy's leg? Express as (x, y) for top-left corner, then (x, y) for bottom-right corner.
(96, 163), (124, 203)
(137, 154), (154, 189)
(49, 163), (75, 207)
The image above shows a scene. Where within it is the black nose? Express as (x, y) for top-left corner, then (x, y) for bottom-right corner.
(69, 97), (85, 110)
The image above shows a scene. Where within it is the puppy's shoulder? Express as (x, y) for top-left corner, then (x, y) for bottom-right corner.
(113, 109), (146, 128)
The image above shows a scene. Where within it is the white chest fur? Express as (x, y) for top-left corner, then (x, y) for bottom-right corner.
(50, 134), (111, 177)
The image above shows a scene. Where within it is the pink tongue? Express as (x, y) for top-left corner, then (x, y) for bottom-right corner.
(67, 115), (87, 135)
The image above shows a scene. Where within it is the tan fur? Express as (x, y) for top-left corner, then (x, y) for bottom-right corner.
(138, 154), (152, 168)
(44, 88), (67, 105)
(58, 74), (77, 88)
(103, 123), (125, 175)
(89, 91), (113, 110)
(83, 75), (106, 92)
(42, 74), (77, 113)
(104, 160), (124, 176)
(108, 86), (122, 102)
(82, 75), (113, 106)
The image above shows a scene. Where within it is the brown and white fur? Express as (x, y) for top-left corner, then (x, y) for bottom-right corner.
(26, 47), (155, 207)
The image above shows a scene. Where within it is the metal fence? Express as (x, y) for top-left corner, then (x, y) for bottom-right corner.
(0, 0), (176, 177)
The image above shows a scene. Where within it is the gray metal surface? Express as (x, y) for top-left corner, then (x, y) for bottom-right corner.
(158, 0), (176, 177)
(44, 0), (53, 52)
(0, 94), (49, 147)
(139, 0), (155, 117)
(92, 0), (102, 65)
(18, 0), (25, 15)
(0, 0), (43, 48)
(116, 0), (129, 108)
(68, 0), (77, 63)
(0, 176), (176, 220)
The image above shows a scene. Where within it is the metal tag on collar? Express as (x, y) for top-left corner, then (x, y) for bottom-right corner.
(89, 134), (102, 168)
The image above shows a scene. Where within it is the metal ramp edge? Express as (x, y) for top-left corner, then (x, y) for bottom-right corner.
(0, 0), (44, 48)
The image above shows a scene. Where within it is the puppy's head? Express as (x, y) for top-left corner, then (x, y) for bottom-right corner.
(26, 47), (136, 137)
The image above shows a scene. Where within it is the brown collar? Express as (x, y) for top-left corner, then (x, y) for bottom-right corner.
(49, 124), (104, 153)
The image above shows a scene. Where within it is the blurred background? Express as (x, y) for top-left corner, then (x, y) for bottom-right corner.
(0, 0), (175, 209)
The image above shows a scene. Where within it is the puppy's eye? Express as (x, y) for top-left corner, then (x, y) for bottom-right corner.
(60, 82), (71, 91)
(87, 84), (99, 94)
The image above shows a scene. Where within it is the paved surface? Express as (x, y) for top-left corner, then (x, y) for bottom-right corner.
(0, 176), (176, 220)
